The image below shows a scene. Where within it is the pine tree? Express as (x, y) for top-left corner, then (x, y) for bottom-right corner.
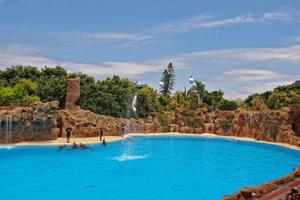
(160, 63), (175, 97)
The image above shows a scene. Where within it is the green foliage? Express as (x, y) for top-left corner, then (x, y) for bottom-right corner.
(168, 91), (189, 110)
(25, 95), (40, 104)
(289, 94), (300, 104)
(0, 65), (41, 86)
(244, 81), (300, 109)
(244, 94), (266, 110)
(188, 80), (205, 107)
(37, 67), (68, 108)
(266, 92), (289, 109)
(136, 85), (161, 118)
(158, 113), (169, 128)
(0, 65), (299, 120)
(203, 90), (224, 109)
(220, 114), (234, 132)
(158, 95), (169, 107)
(160, 63), (175, 98)
(180, 109), (203, 128)
(217, 99), (238, 111)
(262, 121), (279, 141)
(0, 87), (15, 105)
(87, 76), (136, 118)
(0, 79), (40, 106)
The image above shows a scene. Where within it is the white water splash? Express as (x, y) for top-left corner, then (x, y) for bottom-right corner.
(110, 154), (147, 162)
(0, 145), (15, 150)
(131, 93), (137, 112)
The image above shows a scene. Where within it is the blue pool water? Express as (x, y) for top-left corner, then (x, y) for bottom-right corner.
(1, 136), (300, 200)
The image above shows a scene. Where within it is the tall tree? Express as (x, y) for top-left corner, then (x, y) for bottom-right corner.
(160, 63), (175, 98)
(193, 81), (205, 105)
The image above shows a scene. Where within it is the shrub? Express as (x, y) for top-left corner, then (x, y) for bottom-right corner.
(250, 95), (266, 110)
(262, 121), (279, 141)
(220, 114), (234, 132)
(158, 113), (169, 128)
(266, 92), (289, 109)
(184, 116), (203, 128)
(217, 99), (238, 111)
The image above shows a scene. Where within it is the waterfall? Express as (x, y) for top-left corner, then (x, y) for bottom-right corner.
(245, 113), (253, 129)
(131, 93), (137, 112)
(4, 116), (12, 144)
(9, 116), (12, 143)
(0, 118), (2, 142)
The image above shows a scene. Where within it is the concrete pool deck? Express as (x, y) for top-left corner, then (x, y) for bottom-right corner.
(14, 136), (123, 146)
(6, 132), (300, 151)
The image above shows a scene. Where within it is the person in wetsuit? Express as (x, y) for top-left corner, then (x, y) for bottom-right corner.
(102, 138), (106, 146)
(66, 127), (72, 143)
(72, 142), (78, 149)
(99, 127), (104, 141)
(121, 123), (125, 134)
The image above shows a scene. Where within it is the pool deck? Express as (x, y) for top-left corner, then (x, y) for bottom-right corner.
(14, 136), (123, 146)
(7, 133), (300, 151)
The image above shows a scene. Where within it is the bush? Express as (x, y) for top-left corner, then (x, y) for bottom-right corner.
(250, 95), (266, 110)
(262, 121), (279, 141)
(220, 114), (234, 132)
(266, 92), (289, 109)
(217, 99), (238, 111)
(187, 117), (203, 128)
(289, 94), (300, 104)
(0, 79), (39, 106)
(158, 113), (169, 130)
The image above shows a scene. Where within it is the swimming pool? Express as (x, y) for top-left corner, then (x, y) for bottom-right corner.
(0, 135), (300, 200)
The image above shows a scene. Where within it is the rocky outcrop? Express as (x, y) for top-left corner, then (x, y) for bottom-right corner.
(0, 101), (60, 143)
(167, 106), (300, 147)
(65, 77), (80, 110)
(289, 104), (300, 136)
(222, 167), (300, 200)
(57, 109), (161, 137)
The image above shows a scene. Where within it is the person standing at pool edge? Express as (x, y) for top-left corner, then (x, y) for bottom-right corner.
(66, 127), (72, 143)
(99, 127), (104, 141)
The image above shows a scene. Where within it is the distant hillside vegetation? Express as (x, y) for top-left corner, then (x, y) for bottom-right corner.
(0, 65), (299, 118)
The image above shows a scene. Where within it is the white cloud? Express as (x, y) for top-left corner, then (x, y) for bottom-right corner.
(246, 81), (295, 93)
(262, 12), (293, 21)
(290, 35), (300, 43)
(0, 43), (188, 78)
(223, 69), (283, 81)
(49, 31), (150, 46)
(1, 43), (299, 98)
(45, 11), (298, 48)
(225, 80), (296, 99)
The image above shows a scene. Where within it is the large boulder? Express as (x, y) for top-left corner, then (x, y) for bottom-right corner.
(222, 167), (300, 199)
(65, 77), (80, 110)
(0, 101), (59, 143)
(58, 109), (147, 137)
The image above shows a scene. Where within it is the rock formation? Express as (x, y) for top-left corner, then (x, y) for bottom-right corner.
(65, 77), (80, 110)
(167, 106), (300, 147)
(0, 101), (59, 143)
(57, 108), (161, 137)
(222, 166), (300, 200)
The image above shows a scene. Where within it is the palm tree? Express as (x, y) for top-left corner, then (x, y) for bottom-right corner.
(188, 80), (205, 106)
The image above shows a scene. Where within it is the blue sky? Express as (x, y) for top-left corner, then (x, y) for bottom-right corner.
(0, 0), (300, 98)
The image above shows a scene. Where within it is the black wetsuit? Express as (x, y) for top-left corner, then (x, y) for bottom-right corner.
(99, 128), (103, 141)
(66, 128), (72, 143)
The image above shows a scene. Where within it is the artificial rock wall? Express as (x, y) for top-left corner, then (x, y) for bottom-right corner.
(0, 101), (60, 143)
(168, 106), (300, 147)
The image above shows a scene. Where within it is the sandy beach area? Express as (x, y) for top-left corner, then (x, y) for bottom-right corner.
(14, 136), (123, 146)
(2, 133), (299, 151)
